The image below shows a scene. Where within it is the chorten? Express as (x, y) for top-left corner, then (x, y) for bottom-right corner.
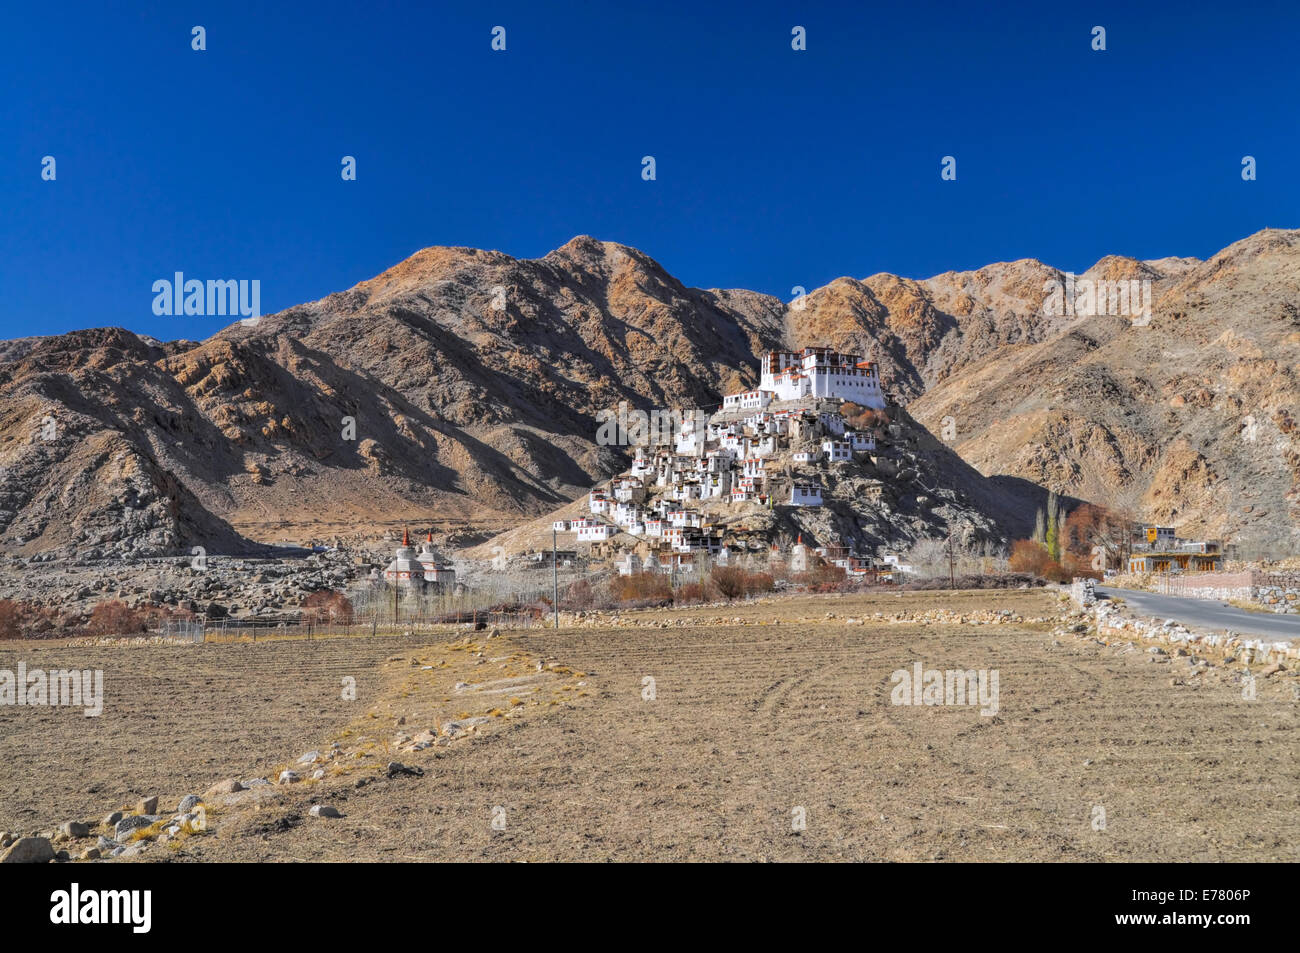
(383, 527), (425, 586)
(415, 529), (456, 587)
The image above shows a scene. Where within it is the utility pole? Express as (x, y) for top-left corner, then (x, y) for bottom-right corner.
(553, 528), (559, 630)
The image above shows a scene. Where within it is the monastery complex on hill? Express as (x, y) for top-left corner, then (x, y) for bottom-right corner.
(554, 346), (893, 572)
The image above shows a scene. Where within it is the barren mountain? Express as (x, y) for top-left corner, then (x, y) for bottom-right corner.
(2, 228), (1297, 561)
(905, 230), (1300, 554)
(0, 239), (784, 557)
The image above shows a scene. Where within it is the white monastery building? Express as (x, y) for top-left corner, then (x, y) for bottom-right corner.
(757, 348), (886, 408)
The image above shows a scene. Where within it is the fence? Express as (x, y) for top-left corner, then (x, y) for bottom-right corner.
(159, 620), (206, 643)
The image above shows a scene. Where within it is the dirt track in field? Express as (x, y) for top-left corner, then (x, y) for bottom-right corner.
(2, 589), (1296, 861)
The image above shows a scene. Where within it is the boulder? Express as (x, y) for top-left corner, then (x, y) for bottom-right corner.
(137, 796), (159, 815)
(277, 770), (300, 785)
(177, 794), (202, 813)
(308, 805), (342, 818)
(0, 837), (55, 864)
(114, 815), (159, 840)
(203, 779), (243, 798)
(58, 821), (90, 838)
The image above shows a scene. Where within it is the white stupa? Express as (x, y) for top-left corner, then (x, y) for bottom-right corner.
(383, 528), (425, 586)
(415, 530), (456, 587)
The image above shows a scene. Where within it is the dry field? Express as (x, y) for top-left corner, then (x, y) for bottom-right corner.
(1, 589), (1295, 862)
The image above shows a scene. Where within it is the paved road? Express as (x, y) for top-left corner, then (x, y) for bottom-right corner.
(1096, 586), (1300, 642)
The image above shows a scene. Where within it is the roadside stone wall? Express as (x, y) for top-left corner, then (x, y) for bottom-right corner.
(1070, 578), (1097, 607)
(1165, 571), (1300, 614)
(1068, 577), (1299, 664)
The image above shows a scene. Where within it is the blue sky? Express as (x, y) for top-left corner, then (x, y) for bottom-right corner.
(3, 0), (1296, 342)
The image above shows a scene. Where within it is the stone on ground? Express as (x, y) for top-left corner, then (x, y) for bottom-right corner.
(0, 837), (55, 864)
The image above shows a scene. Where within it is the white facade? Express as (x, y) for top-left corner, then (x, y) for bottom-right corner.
(415, 535), (456, 587)
(613, 502), (643, 526)
(790, 483), (823, 506)
(613, 478), (646, 503)
(819, 413), (847, 436)
(673, 414), (703, 454)
(384, 543), (425, 586)
(630, 448), (653, 479)
(669, 509), (700, 528)
(847, 430), (875, 452)
(881, 554), (914, 576)
(822, 439), (851, 463)
(577, 522), (618, 542)
(758, 348), (885, 409)
(790, 537), (811, 572)
(703, 472), (730, 498)
(722, 389), (773, 411)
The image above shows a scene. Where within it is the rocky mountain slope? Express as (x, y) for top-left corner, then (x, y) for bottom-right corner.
(903, 230), (1300, 554)
(0, 239), (785, 558)
(2, 228), (1297, 561)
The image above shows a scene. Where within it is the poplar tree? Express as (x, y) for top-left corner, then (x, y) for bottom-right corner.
(1045, 490), (1061, 561)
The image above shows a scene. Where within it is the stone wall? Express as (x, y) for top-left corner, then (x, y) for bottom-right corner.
(1069, 575), (1298, 663)
(1069, 578), (1097, 607)
(1158, 571), (1300, 614)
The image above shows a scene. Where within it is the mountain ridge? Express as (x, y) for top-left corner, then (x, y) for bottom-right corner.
(2, 227), (1297, 558)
